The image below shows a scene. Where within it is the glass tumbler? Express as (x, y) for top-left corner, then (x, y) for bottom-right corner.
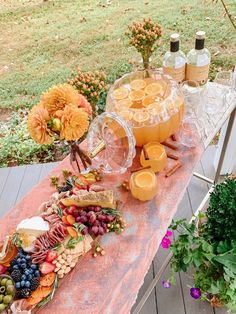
(181, 80), (201, 118)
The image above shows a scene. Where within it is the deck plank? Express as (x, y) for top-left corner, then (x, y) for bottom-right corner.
(0, 167), (10, 196)
(153, 193), (191, 314)
(39, 162), (59, 181)
(15, 164), (42, 203)
(131, 263), (157, 314)
(181, 161), (214, 314)
(0, 166), (26, 217)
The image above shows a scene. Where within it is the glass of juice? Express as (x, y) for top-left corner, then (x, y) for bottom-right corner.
(140, 142), (167, 173)
(129, 168), (158, 201)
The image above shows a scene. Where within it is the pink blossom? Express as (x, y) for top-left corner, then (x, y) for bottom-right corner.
(166, 230), (173, 237)
(161, 236), (171, 249)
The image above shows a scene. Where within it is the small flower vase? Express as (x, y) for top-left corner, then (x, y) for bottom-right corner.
(69, 141), (92, 173)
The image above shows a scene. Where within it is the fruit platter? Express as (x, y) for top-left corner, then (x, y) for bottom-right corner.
(106, 69), (184, 147)
(0, 170), (125, 313)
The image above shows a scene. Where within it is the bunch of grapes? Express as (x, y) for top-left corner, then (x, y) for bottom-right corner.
(61, 204), (123, 237)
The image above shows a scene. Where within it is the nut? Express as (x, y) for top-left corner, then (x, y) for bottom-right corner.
(62, 253), (66, 259)
(58, 269), (64, 276)
(56, 262), (62, 268)
(55, 267), (60, 272)
(71, 262), (76, 268)
(64, 267), (71, 274)
(52, 260), (57, 264)
(58, 273), (64, 279)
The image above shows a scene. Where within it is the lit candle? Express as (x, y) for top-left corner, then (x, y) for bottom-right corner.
(140, 142), (167, 173)
(129, 168), (158, 201)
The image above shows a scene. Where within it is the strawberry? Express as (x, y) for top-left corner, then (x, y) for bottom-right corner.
(45, 250), (58, 263)
(40, 262), (56, 275)
(0, 265), (7, 275)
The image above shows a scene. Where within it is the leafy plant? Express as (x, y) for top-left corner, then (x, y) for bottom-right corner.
(168, 178), (236, 312)
(204, 177), (236, 243)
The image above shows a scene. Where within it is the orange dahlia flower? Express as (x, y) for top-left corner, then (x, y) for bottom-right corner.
(79, 94), (92, 116)
(40, 84), (82, 115)
(60, 105), (89, 141)
(28, 105), (52, 144)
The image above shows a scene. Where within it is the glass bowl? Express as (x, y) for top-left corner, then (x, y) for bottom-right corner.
(87, 112), (136, 174)
(106, 69), (184, 147)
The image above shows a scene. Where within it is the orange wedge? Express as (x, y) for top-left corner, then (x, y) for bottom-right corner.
(144, 77), (156, 85)
(119, 110), (133, 121)
(129, 90), (145, 102)
(133, 111), (150, 123)
(117, 98), (132, 109)
(142, 95), (156, 107)
(112, 87), (129, 100)
(130, 79), (146, 91)
(145, 83), (163, 96)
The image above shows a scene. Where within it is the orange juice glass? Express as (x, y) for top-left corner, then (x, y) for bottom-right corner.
(129, 169), (158, 201)
(140, 142), (167, 173)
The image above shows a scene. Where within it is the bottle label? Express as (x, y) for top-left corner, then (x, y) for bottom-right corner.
(163, 65), (185, 84)
(186, 64), (209, 85)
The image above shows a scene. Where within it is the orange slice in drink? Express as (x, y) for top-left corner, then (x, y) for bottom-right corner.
(112, 87), (129, 100)
(117, 98), (132, 109)
(129, 90), (145, 102)
(148, 102), (163, 115)
(130, 79), (146, 91)
(142, 95), (156, 107)
(133, 111), (150, 123)
(144, 77), (156, 85)
(119, 109), (133, 121)
(145, 83), (163, 96)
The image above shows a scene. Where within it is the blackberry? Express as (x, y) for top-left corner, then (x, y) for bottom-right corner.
(11, 269), (22, 282)
(19, 288), (32, 299)
(30, 277), (40, 291)
(58, 185), (71, 193)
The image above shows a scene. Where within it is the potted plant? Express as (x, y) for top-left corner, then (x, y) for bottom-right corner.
(164, 177), (236, 312)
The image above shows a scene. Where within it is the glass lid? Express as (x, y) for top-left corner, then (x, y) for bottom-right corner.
(87, 112), (136, 174)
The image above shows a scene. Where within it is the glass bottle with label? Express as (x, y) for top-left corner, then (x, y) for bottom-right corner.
(163, 33), (186, 84)
(186, 31), (211, 85)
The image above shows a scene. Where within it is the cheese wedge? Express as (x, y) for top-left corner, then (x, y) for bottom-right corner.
(61, 190), (116, 209)
(17, 216), (49, 237)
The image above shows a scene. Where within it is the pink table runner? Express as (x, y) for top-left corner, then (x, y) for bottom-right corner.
(0, 138), (203, 314)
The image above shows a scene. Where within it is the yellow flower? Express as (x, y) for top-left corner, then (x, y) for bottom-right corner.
(40, 84), (81, 114)
(28, 105), (52, 144)
(60, 105), (89, 141)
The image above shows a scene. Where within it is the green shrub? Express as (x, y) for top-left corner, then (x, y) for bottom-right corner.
(0, 110), (55, 167)
(204, 177), (236, 243)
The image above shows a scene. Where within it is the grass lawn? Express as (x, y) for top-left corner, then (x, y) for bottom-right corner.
(0, 0), (235, 111)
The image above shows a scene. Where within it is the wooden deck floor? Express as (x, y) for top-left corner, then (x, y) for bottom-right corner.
(0, 147), (227, 314)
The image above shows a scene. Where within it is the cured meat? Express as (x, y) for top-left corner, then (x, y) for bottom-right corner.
(31, 222), (68, 264)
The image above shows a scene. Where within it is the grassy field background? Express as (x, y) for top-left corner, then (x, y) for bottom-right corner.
(0, 0), (235, 111)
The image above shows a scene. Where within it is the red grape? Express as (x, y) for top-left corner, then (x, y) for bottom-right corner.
(97, 214), (106, 221)
(94, 206), (102, 212)
(76, 217), (82, 223)
(73, 209), (80, 218)
(59, 202), (66, 210)
(81, 227), (89, 235)
(98, 226), (105, 235)
(80, 216), (88, 224)
(92, 226), (99, 236)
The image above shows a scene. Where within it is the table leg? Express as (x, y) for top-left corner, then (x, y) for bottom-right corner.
(214, 107), (236, 183)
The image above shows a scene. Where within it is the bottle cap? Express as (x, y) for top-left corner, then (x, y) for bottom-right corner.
(196, 31), (205, 40)
(170, 33), (180, 42)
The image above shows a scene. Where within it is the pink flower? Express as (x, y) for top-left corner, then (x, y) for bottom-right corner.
(161, 236), (171, 249)
(166, 230), (173, 237)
